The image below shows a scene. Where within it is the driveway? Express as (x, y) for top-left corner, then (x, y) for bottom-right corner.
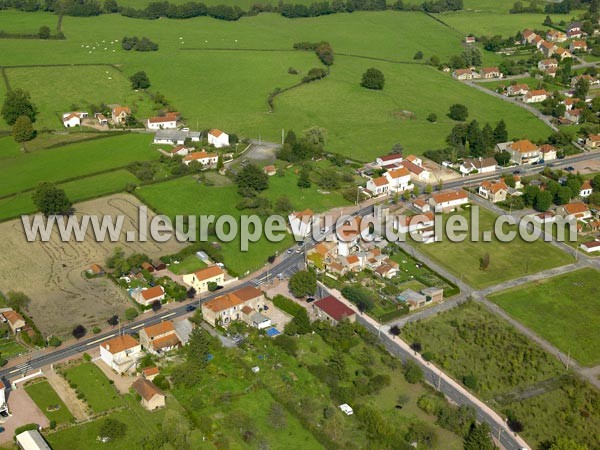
(0, 388), (49, 444)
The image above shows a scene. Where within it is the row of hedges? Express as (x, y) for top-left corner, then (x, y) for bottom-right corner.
(271, 294), (304, 317)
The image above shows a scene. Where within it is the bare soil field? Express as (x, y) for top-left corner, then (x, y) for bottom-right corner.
(0, 194), (185, 336)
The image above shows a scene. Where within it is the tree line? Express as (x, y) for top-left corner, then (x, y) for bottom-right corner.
(0, 0), (463, 20)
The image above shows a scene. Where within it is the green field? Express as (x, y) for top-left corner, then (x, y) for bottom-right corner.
(402, 301), (600, 448)
(168, 253), (207, 275)
(0, 10), (59, 35)
(0, 337), (26, 359)
(489, 268), (600, 366)
(478, 76), (566, 94)
(62, 363), (124, 413)
(46, 394), (172, 450)
(0, 11), (552, 159)
(414, 207), (573, 288)
(0, 169), (141, 221)
(0, 133), (155, 197)
(25, 380), (75, 424)
(5, 65), (156, 130)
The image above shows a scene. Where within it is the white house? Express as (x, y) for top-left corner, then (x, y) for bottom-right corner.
(581, 241), (600, 253)
(170, 145), (191, 157)
(580, 180), (593, 198)
(401, 159), (430, 182)
(395, 212), (435, 234)
(133, 285), (165, 307)
(100, 335), (143, 374)
(183, 150), (218, 167)
(564, 108), (582, 124)
(538, 58), (558, 71)
(506, 84), (529, 96)
(15, 430), (51, 450)
(375, 154), (403, 166)
(62, 112), (84, 127)
(384, 167), (413, 192)
(497, 140), (540, 165)
(459, 157), (497, 175)
(182, 266), (225, 293)
(288, 208), (315, 238)
(147, 113), (178, 130)
(524, 89), (549, 103)
(366, 176), (390, 196)
(429, 190), (469, 212)
(208, 129), (230, 148)
(539, 144), (557, 161)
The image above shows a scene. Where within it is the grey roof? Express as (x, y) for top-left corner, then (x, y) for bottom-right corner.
(421, 287), (443, 296)
(15, 430), (52, 450)
(251, 312), (270, 324)
(397, 289), (427, 303)
(154, 130), (201, 141)
(173, 319), (193, 345)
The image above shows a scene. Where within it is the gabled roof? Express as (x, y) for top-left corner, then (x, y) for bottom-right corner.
(141, 285), (165, 301)
(142, 366), (159, 377)
(581, 180), (592, 191)
(463, 157), (496, 170)
(314, 295), (356, 321)
(481, 67), (500, 74)
(142, 321), (175, 339)
(481, 179), (508, 194)
(510, 139), (538, 153)
(132, 377), (164, 401)
(183, 151), (218, 162)
(563, 202), (589, 215)
(3, 310), (24, 326)
(526, 89), (548, 98)
(387, 167), (410, 179)
(193, 265), (224, 281)
(401, 160), (425, 175)
(508, 83), (529, 92)
(152, 333), (180, 350)
(431, 189), (468, 204)
(203, 292), (243, 312)
(112, 106), (131, 115)
(209, 128), (224, 137)
(293, 208), (314, 219)
(101, 335), (139, 354)
(231, 285), (263, 302)
(588, 134), (600, 142)
(377, 153), (402, 162)
(371, 176), (389, 187)
(540, 58), (558, 65)
(346, 255), (359, 264)
(539, 144), (556, 153)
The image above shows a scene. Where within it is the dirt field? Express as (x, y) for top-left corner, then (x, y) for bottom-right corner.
(571, 157), (600, 175)
(0, 194), (185, 336)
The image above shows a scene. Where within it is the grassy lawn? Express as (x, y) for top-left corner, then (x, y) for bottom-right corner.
(25, 380), (74, 425)
(6, 65), (156, 130)
(0, 133), (155, 197)
(168, 254), (207, 275)
(0, 10), (59, 35)
(0, 337), (26, 359)
(45, 394), (173, 449)
(0, 169), (141, 221)
(413, 207), (573, 289)
(489, 268), (600, 367)
(402, 300), (600, 449)
(478, 76), (566, 94)
(0, 12), (551, 160)
(62, 363), (123, 413)
(137, 171), (352, 274)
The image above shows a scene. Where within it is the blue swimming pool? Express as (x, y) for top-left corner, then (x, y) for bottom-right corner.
(265, 327), (280, 337)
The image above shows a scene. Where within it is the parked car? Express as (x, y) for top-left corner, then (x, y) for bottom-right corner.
(306, 297), (315, 303)
(185, 305), (196, 312)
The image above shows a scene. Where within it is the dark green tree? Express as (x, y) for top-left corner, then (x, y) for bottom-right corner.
(12, 115), (35, 142)
(235, 163), (269, 195)
(129, 71), (150, 89)
(574, 77), (590, 100)
(297, 166), (311, 188)
(413, 50), (424, 60)
(186, 326), (212, 368)
(103, 0), (118, 12)
(534, 190), (553, 212)
(38, 25), (51, 39)
(32, 182), (72, 216)
(463, 422), (495, 450)
(98, 418), (127, 441)
(449, 104), (468, 121)
(493, 120), (508, 143)
(2, 89), (38, 125)
(216, 154), (224, 171)
(288, 270), (316, 297)
(360, 68), (385, 90)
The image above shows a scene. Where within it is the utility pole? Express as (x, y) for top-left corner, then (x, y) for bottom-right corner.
(281, 128), (284, 144)
(566, 349), (571, 370)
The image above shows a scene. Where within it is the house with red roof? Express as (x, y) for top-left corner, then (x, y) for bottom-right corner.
(384, 166), (413, 192)
(524, 89), (549, 104)
(580, 180), (593, 198)
(506, 84), (529, 96)
(111, 105), (131, 125)
(133, 285), (165, 307)
(586, 134), (600, 149)
(183, 150), (218, 167)
(557, 202), (592, 221)
(580, 240), (600, 253)
(147, 112), (178, 130)
(288, 208), (315, 238)
(478, 179), (509, 203)
(375, 153), (403, 166)
(100, 335), (143, 374)
(208, 129), (230, 148)
(182, 265), (225, 293)
(366, 176), (390, 196)
(570, 40), (588, 53)
(313, 296), (356, 325)
(429, 189), (469, 212)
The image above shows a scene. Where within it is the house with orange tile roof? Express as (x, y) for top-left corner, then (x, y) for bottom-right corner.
(375, 153), (403, 166)
(133, 285), (165, 307)
(111, 105), (131, 125)
(570, 40), (588, 53)
(62, 112), (83, 127)
(546, 30), (566, 42)
(132, 378), (165, 411)
(366, 176), (390, 196)
(139, 321), (181, 355)
(201, 286), (265, 327)
(100, 335), (143, 373)
(169, 145), (191, 157)
(1, 310), (26, 334)
(585, 134), (600, 149)
(384, 166), (413, 192)
(538, 58), (558, 71)
(506, 84), (529, 96)
(522, 29), (537, 45)
(540, 40), (557, 58)
(413, 198), (431, 212)
(182, 265), (225, 293)
(147, 112), (178, 130)
(497, 140), (540, 165)
(452, 68), (480, 80)
(183, 150), (218, 167)
(480, 67), (502, 79)
(208, 129), (229, 148)
(580, 180), (593, 198)
(478, 179), (509, 203)
(554, 47), (572, 60)
(263, 165), (277, 176)
(142, 366), (160, 381)
(429, 189), (469, 212)
(524, 89), (549, 103)
(557, 202), (592, 221)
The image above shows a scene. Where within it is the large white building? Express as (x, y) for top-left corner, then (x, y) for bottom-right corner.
(208, 129), (230, 148)
(99, 335), (143, 374)
(147, 113), (178, 130)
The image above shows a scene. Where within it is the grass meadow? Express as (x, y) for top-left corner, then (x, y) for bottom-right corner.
(62, 363), (124, 413)
(5, 65), (156, 130)
(25, 380), (75, 425)
(0, 133), (155, 197)
(489, 268), (600, 367)
(0, 10), (59, 34)
(0, 11), (552, 159)
(414, 207), (572, 288)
